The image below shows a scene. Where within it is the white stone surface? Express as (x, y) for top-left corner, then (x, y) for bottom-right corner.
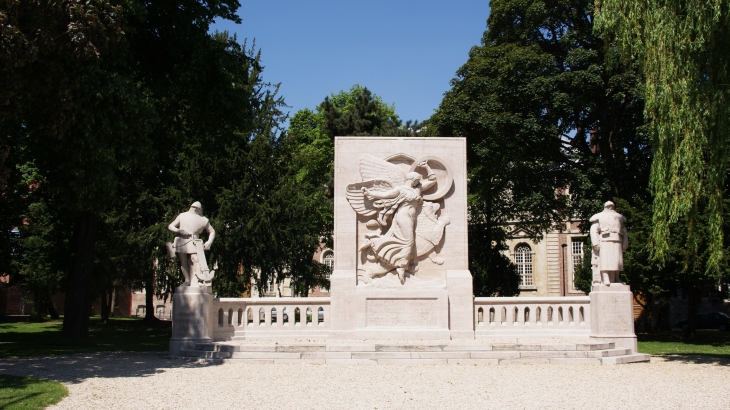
(331, 137), (472, 339)
(589, 284), (638, 352)
(447, 270), (474, 339)
(169, 286), (214, 356)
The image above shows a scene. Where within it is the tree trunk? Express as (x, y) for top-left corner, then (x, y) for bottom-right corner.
(109, 289), (116, 317)
(684, 285), (701, 340)
(62, 211), (98, 341)
(47, 290), (59, 319)
(30, 288), (49, 320)
(99, 289), (110, 324)
(143, 272), (158, 322)
(642, 294), (653, 333)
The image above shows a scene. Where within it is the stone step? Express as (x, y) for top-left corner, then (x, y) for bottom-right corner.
(223, 349), (635, 361)
(180, 350), (231, 359)
(601, 354), (651, 365)
(193, 342), (616, 353)
(224, 356), (648, 365)
(184, 342), (649, 365)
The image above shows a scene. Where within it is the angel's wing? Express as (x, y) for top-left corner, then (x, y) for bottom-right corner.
(360, 154), (406, 187)
(346, 179), (394, 217)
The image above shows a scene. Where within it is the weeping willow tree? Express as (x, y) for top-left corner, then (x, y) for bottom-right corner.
(595, 1), (730, 274)
(595, 1), (730, 337)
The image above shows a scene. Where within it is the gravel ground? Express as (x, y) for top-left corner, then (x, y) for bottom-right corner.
(0, 353), (728, 409)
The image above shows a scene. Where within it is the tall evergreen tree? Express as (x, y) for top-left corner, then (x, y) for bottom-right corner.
(0, 1), (250, 338)
(318, 85), (417, 139)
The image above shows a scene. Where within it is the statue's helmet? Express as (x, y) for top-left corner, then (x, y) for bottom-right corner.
(604, 201), (615, 210)
(191, 201), (202, 209)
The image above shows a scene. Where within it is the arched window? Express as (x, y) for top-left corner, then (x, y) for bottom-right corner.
(323, 251), (334, 272)
(514, 244), (533, 286)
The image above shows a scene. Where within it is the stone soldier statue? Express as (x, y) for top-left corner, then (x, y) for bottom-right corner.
(589, 201), (628, 286)
(167, 201), (216, 287)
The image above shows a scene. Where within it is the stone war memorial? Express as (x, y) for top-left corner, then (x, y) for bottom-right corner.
(170, 137), (649, 364)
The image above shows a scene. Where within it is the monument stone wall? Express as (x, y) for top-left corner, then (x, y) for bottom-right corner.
(329, 137), (473, 339)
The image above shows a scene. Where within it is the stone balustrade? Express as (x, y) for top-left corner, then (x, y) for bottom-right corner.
(208, 295), (592, 340)
(212, 297), (331, 340)
(473, 296), (591, 338)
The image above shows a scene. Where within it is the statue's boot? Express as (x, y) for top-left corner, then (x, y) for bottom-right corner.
(602, 272), (611, 286)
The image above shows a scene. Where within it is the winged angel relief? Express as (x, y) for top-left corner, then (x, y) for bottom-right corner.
(346, 154), (453, 285)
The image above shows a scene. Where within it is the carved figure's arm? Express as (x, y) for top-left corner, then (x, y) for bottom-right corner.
(168, 215), (189, 236)
(418, 161), (437, 191)
(203, 223), (216, 250)
(362, 186), (399, 199)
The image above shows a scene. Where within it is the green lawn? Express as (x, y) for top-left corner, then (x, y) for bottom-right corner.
(638, 331), (730, 358)
(0, 375), (67, 409)
(0, 317), (171, 358)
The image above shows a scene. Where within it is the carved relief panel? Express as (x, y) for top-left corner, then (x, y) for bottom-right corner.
(345, 153), (454, 287)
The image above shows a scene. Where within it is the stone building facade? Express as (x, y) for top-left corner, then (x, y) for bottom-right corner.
(505, 220), (587, 297)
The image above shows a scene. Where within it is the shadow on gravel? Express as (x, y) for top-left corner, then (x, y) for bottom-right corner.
(654, 354), (730, 366)
(0, 352), (210, 384)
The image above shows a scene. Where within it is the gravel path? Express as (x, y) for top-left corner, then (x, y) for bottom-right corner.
(0, 353), (728, 409)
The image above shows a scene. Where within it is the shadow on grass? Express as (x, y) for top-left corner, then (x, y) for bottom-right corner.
(0, 352), (210, 385)
(0, 317), (171, 359)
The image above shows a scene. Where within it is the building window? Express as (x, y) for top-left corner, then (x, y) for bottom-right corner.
(514, 244), (533, 286)
(571, 239), (584, 269)
(570, 238), (586, 290)
(323, 251), (334, 274)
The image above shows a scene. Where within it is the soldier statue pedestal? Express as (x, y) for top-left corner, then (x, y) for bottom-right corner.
(589, 283), (638, 353)
(169, 285), (214, 357)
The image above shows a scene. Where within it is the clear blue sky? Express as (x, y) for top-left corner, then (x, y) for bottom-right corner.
(211, 1), (491, 124)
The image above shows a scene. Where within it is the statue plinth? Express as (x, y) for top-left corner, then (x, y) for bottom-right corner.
(589, 284), (638, 353)
(169, 285), (214, 357)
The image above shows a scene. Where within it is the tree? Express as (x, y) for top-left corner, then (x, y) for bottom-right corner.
(595, 0), (730, 337)
(318, 85), (417, 139)
(0, 0), (244, 339)
(595, 0), (730, 273)
(1, 0), (153, 338)
(428, 0), (648, 296)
